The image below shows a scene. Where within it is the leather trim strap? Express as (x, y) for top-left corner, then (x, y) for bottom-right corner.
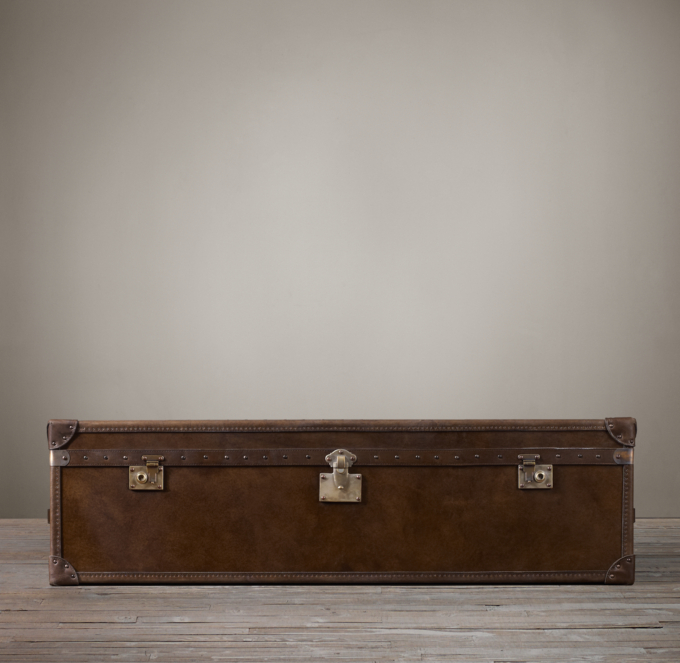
(60, 447), (631, 467)
(622, 465), (634, 556)
(74, 419), (609, 433)
(49, 556), (79, 586)
(605, 555), (635, 584)
(604, 417), (637, 447)
(47, 420), (78, 449)
(76, 570), (608, 584)
(49, 467), (61, 557)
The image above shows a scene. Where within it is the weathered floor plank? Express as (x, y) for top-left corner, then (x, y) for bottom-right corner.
(0, 518), (679, 661)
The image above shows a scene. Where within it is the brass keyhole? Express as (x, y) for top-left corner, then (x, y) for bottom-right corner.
(136, 472), (148, 483)
(534, 470), (546, 483)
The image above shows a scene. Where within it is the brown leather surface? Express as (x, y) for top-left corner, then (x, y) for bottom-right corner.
(50, 418), (635, 585)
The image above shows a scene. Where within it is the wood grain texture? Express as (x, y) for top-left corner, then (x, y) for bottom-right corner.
(0, 518), (678, 661)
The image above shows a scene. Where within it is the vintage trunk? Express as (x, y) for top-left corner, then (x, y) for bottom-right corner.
(47, 418), (636, 585)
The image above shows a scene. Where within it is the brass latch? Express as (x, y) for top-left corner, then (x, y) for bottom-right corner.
(320, 449), (362, 502)
(129, 455), (165, 490)
(518, 454), (553, 490)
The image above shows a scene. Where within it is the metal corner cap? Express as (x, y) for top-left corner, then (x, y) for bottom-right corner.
(604, 418), (636, 447)
(605, 554), (635, 584)
(613, 448), (633, 465)
(49, 556), (79, 586)
(50, 450), (70, 467)
(47, 420), (79, 449)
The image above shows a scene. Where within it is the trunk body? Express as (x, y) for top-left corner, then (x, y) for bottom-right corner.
(48, 418), (636, 585)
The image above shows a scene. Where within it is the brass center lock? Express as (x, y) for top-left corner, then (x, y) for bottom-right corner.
(320, 449), (362, 502)
(129, 455), (165, 490)
(518, 454), (553, 490)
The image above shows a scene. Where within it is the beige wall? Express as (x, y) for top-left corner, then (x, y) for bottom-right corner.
(1, 0), (679, 517)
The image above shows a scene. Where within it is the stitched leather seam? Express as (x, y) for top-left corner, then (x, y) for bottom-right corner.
(78, 425), (606, 433)
(78, 571), (605, 579)
(622, 466), (630, 556)
(52, 467), (61, 557)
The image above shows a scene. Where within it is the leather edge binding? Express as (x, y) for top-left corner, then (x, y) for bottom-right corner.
(605, 555), (635, 585)
(50, 467), (61, 557)
(77, 423), (607, 433)
(49, 556), (79, 586)
(75, 570), (608, 585)
(604, 418), (636, 447)
(47, 420), (78, 449)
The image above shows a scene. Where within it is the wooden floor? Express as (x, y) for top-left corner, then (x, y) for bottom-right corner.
(0, 520), (678, 662)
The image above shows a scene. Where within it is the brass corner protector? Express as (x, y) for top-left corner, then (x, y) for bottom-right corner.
(49, 556), (79, 586)
(604, 417), (636, 447)
(605, 555), (635, 585)
(47, 420), (79, 450)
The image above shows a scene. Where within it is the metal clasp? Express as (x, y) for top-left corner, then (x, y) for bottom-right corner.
(518, 454), (553, 490)
(129, 455), (165, 490)
(320, 449), (362, 502)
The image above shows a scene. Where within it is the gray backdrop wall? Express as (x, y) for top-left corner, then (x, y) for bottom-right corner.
(1, 0), (679, 518)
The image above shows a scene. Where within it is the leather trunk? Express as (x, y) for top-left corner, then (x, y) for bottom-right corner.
(48, 418), (636, 585)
